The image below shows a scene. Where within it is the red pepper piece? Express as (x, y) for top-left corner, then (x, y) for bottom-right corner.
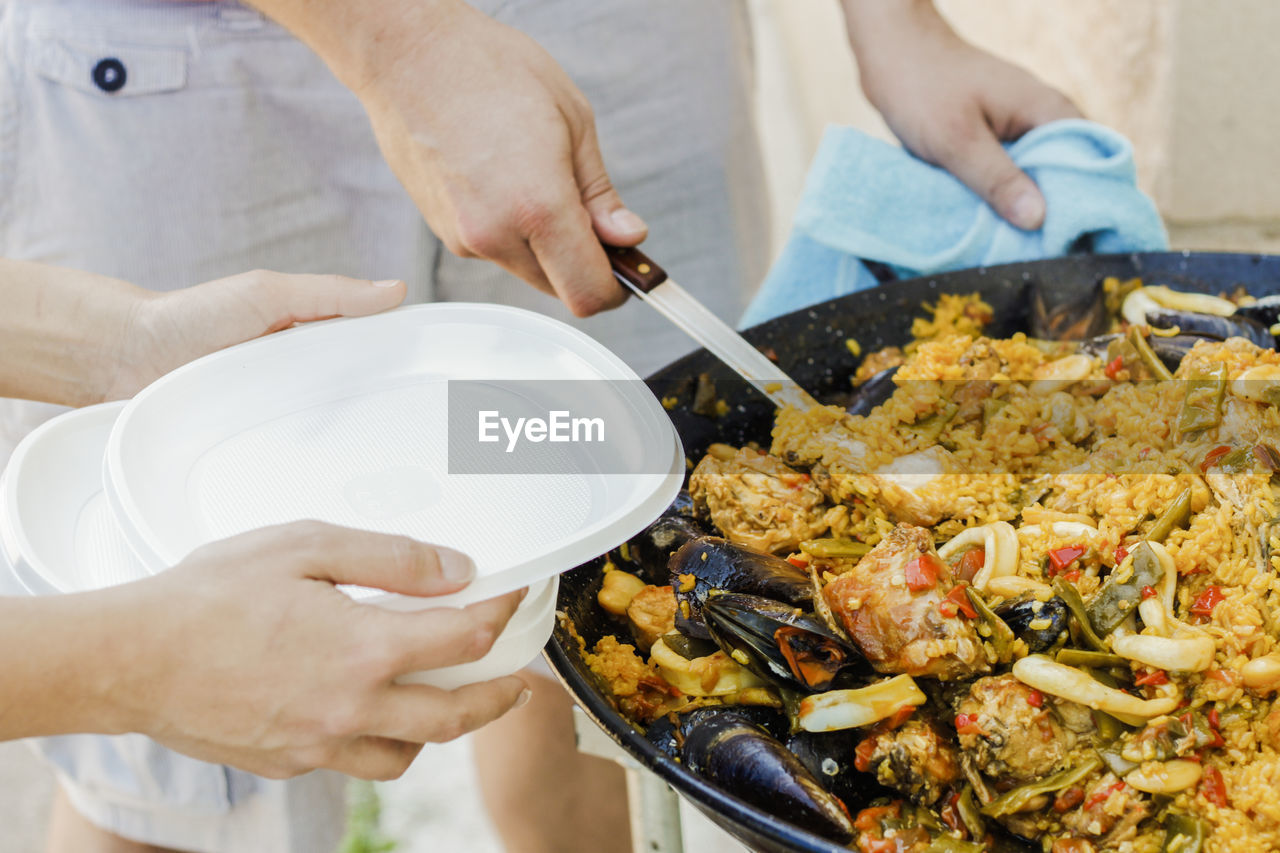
(905, 554), (943, 592)
(1026, 689), (1044, 708)
(787, 555), (808, 568)
(1114, 545), (1129, 565)
(1191, 586), (1225, 616)
(1084, 781), (1125, 810)
(954, 548), (986, 584)
(1200, 765), (1229, 807)
(1135, 670), (1170, 686)
(1201, 445), (1233, 473)
(1141, 585), (1158, 600)
(955, 713), (985, 736)
(1048, 545), (1087, 576)
(1105, 355), (1124, 380)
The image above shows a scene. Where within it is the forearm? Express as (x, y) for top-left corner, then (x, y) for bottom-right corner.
(841, 0), (947, 69)
(242, 0), (459, 93)
(0, 592), (135, 740)
(0, 259), (139, 407)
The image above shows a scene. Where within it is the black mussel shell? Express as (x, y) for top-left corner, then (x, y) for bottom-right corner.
(847, 366), (899, 417)
(703, 592), (863, 692)
(993, 593), (1069, 654)
(670, 537), (813, 640)
(1146, 309), (1274, 349)
(668, 489), (698, 519)
(1031, 280), (1110, 341)
(627, 516), (708, 585)
(645, 714), (681, 758)
(681, 708), (855, 843)
(678, 705), (791, 743)
(786, 730), (890, 806)
(1234, 295), (1280, 332)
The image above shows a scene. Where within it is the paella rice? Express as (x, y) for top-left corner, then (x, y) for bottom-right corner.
(575, 284), (1280, 852)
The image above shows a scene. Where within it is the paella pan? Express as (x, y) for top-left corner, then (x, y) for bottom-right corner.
(547, 252), (1280, 853)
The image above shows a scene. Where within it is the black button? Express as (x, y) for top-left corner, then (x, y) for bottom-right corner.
(92, 58), (126, 93)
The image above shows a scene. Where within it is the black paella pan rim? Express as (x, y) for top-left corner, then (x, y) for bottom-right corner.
(545, 251), (1280, 853)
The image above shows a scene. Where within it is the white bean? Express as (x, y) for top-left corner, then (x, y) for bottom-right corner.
(1110, 630), (1215, 673)
(1125, 760), (1203, 795)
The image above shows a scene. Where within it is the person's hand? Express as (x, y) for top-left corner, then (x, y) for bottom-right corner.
(335, 0), (646, 317)
(105, 269), (408, 401)
(844, 0), (1080, 230)
(0, 258), (407, 408)
(97, 522), (529, 780)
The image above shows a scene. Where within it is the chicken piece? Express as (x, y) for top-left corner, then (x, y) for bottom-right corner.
(582, 636), (680, 723)
(626, 585), (675, 652)
(856, 718), (961, 806)
(822, 524), (988, 679)
(954, 674), (1090, 784)
(1058, 773), (1149, 841)
(689, 447), (838, 553)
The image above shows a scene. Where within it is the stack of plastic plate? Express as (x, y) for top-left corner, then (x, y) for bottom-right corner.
(0, 304), (684, 689)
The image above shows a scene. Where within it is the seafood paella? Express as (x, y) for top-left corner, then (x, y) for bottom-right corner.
(567, 279), (1280, 853)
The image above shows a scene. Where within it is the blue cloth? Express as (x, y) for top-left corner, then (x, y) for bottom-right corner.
(741, 119), (1168, 328)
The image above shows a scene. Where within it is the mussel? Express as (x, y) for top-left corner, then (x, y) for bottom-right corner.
(1146, 309), (1273, 349)
(993, 593), (1069, 654)
(1234, 294), (1280, 331)
(847, 366), (899, 417)
(620, 492), (708, 584)
(785, 730), (888, 805)
(1031, 279), (1111, 340)
(702, 592), (864, 692)
(670, 537), (813, 640)
(680, 707), (855, 843)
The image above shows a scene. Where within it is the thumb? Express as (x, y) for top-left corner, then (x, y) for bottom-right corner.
(571, 124), (648, 247)
(940, 130), (1046, 231)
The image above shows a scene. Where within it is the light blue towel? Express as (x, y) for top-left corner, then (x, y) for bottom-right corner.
(741, 118), (1168, 328)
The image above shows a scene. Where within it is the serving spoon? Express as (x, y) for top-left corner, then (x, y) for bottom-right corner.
(606, 245), (819, 411)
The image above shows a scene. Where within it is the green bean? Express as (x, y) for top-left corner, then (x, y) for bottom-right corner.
(981, 755), (1104, 818)
(1052, 577), (1111, 652)
(799, 538), (872, 559)
(1086, 541), (1165, 635)
(1090, 708), (1132, 745)
(1162, 813), (1208, 853)
(966, 587), (1016, 662)
(925, 838), (983, 853)
(914, 402), (958, 442)
(1219, 447), (1253, 473)
(1129, 326), (1175, 381)
(1178, 362), (1227, 434)
(955, 785), (985, 841)
(1146, 487), (1193, 544)
(1098, 745), (1138, 776)
(1056, 649), (1127, 668)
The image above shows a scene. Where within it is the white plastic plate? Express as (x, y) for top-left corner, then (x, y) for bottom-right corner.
(0, 401), (148, 595)
(107, 304), (684, 608)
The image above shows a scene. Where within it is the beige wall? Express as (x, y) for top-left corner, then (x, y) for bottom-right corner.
(751, 0), (1280, 255)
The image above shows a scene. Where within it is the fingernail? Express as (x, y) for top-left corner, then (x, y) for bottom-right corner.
(610, 208), (647, 236)
(1007, 190), (1046, 231)
(514, 688), (533, 710)
(438, 550), (476, 584)
(373, 279), (403, 288)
